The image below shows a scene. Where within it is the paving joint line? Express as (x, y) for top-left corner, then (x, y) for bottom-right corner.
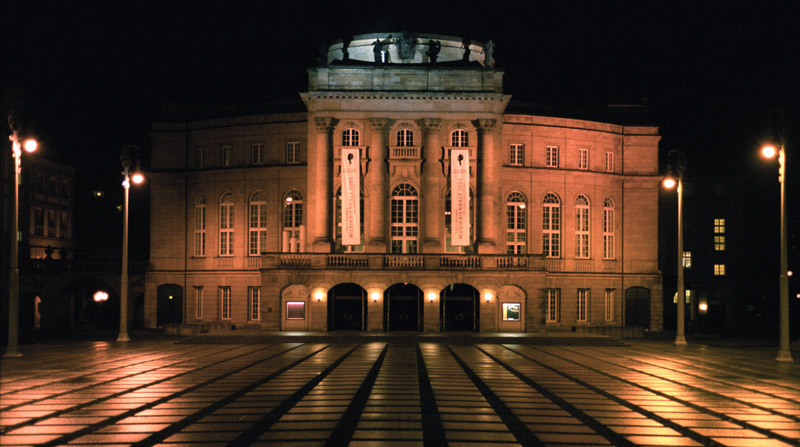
(416, 344), (448, 447)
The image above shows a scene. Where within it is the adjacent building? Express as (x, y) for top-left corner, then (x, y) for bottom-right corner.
(145, 34), (662, 333)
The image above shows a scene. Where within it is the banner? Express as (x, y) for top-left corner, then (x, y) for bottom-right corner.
(450, 149), (470, 246)
(341, 148), (361, 246)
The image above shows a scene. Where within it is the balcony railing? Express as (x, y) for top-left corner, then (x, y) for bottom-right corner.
(389, 146), (420, 159)
(261, 253), (554, 272)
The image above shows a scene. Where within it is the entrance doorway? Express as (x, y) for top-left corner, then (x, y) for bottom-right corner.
(157, 284), (183, 327)
(442, 283), (479, 331)
(625, 286), (651, 330)
(385, 283), (422, 331)
(328, 283), (366, 331)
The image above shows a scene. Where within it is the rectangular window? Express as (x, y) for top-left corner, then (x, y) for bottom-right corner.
(249, 202), (267, 256)
(47, 209), (57, 237)
(603, 205), (614, 259)
(219, 286), (231, 320)
(510, 144), (524, 166)
(575, 205), (590, 258)
(546, 146), (559, 167)
(605, 152), (614, 172)
(221, 145), (232, 167)
(286, 301), (305, 320)
(714, 218), (725, 251)
(220, 202), (234, 256)
(195, 287), (203, 319)
(577, 289), (589, 322)
(60, 212), (69, 239)
(195, 204), (206, 257)
(252, 143), (265, 165)
(249, 287), (261, 321)
(502, 303), (521, 321)
(714, 264), (726, 276)
(578, 148), (589, 170)
(287, 142), (300, 164)
(195, 147), (204, 169)
(604, 289), (614, 322)
(34, 208), (44, 236)
(546, 289), (560, 323)
(682, 251), (692, 269)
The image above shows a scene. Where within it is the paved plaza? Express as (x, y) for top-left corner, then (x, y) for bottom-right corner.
(1, 335), (799, 446)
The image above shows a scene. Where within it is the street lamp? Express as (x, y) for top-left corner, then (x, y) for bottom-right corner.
(118, 144), (144, 343)
(761, 143), (793, 362)
(663, 149), (687, 345)
(5, 107), (37, 358)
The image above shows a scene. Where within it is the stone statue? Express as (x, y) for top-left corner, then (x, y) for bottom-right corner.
(426, 39), (441, 64)
(397, 32), (418, 61)
(482, 40), (495, 67)
(373, 38), (383, 64)
(462, 37), (471, 62)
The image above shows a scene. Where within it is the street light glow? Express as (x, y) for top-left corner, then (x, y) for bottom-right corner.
(762, 145), (777, 159)
(23, 138), (38, 153)
(131, 172), (144, 184)
(662, 177), (676, 189)
(93, 291), (109, 302)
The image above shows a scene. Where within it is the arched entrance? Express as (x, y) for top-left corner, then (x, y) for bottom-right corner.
(442, 283), (479, 331)
(56, 278), (119, 333)
(625, 286), (650, 330)
(385, 283), (422, 331)
(157, 284), (183, 327)
(328, 283), (367, 331)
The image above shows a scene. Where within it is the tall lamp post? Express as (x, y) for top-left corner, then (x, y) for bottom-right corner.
(761, 143), (793, 362)
(118, 145), (144, 343)
(5, 108), (37, 358)
(663, 149), (687, 345)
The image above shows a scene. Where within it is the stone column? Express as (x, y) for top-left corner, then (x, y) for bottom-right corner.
(477, 119), (498, 253)
(421, 119), (442, 252)
(367, 118), (388, 252)
(310, 117), (334, 252)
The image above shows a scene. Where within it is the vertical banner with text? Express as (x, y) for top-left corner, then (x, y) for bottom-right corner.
(341, 148), (361, 246)
(450, 149), (470, 246)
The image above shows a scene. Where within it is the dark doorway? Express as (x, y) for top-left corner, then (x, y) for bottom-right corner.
(442, 283), (479, 331)
(625, 286), (651, 329)
(157, 284), (183, 327)
(329, 283), (366, 331)
(385, 283), (422, 331)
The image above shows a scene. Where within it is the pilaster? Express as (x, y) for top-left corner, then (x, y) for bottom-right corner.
(421, 118), (442, 252)
(310, 117), (334, 252)
(477, 118), (498, 253)
(367, 118), (389, 252)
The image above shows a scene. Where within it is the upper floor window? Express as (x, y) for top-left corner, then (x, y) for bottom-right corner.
(343, 128), (360, 147)
(546, 146), (559, 168)
(335, 187), (364, 253)
(575, 195), (590, 258)
(283, 190), (304, 252)
(194, 195), (206, 257)
(287, 142), (300, 164)
(603, 197), (615, 259)
(34, 208), (44, 236)
(506, 192), (527, 254)
(542, 193), (561, 258)
(714, 218), (725, 251)
(47, 210), (56, 237)
(605, 152), (614, 172)
(60, 211), (69, 239)
(391, 184), (419, 254)
(219, 192), (234, 256)
(578, 148), (589, 170)
(249, 191), (267, 256)
(221, 145), (232, 167)
(396, 129), (414, 147)
(451, 129), (468, 147)
(252, 143), (265, 165)
(714, 264), (726, 276)
(510, 144), (524, 166)
(195, 147), (204, 169)
(683, 251), (692, 269)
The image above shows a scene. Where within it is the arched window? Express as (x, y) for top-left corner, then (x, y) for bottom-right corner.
(451, 129), (468, 147)
(542, 193), (560, 258)
(603, 197), (615, 259)
(445, 189), (475, 253)
(396, 129), (414, 147)
(391, 184), (418, 253)
(283, 190), (304, 252)
(249, 191), (267, 256)
(219, 193), (234, 256)
(335, 186), (364, 253)
(194, 195), (206, 257)
(506, 192), (527, 254)
(575, 195), (590, 258)
(343, 128), (360, 147)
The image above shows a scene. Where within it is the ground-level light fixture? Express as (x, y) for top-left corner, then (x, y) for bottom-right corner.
(314, 290), (324, 302)
(93, 291), (109, 302)
(428, 292), (437, 302)
(371, 292), (380, 302)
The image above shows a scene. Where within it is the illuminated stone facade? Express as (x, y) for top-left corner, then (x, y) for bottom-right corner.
(145, 34), (662, 334)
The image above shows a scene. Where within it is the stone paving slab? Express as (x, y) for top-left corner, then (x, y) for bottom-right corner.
(1, 337), (798, 446)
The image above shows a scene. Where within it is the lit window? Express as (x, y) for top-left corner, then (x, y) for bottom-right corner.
(578, 148), (589, 170)
(194, 195), (206, 257)
(543, 193), (561, 258)
(605, 152), (614, 172)
(577, 289), (589, 322)
(546, 145), (559, 167)
(506, 192), (527, 254)
(546, 289), (560, 323)
(714, 264), (726, 276)
(286, 301), (305, 320)
(251, 143), (265, 165)
(575, 195), (590, 258)
(445, 189), (474, 254)
(343, 128), (360, 147)
(287, 142), (300, 164)
(283, 190), (303, 252)
(391, 184), (419, 254)
(219, 193), (234, 256)
(714, 218), (725, 251)
(335, 187), (364, 253)
(604, 289), (614, 322)
(510, 144), (524, 166)
(195, 286), (203, 319)
(249, 287), (261, 321)
(682, 251), (692, 269)
(249, 191), (267, 256)
(195, 147), (204, 169)
(603, 198), (615, 259)
(396, 129), (414, 147)
(221, 145), (232, 167)
(220, 286), (231, 320)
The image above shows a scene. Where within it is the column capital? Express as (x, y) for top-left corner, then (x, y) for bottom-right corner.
(477, 118), (497, 134)
(314, 117), (335, 132)
(369, 118), (390, 131)
(420, 118), (442, 132)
